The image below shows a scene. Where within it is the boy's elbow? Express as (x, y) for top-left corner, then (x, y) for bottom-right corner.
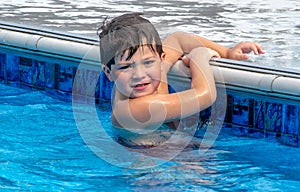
(203, 86), (217, 108)
(209, 89), (217, 106)
(170, 31), (187, 37)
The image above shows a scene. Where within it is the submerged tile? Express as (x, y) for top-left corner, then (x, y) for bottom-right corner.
(0, 53), (6, 80)
(58, 64), (76, 92)
(265, 102), (282, 133)
(232, 95), (249, 126)
(199, 107), (212, 128)
(225, 94), (233, 124)
(45, 88), (72, 102)
(254, 100), (265, 130)
(95, 77), (100, 100)
(265, 131), (278, 142)
(231, 125), (249, 136)
(248, 128), (265, 138)
(32, 60), (45, 88)
(45, 62), (56, 89)
(73, 67), (100, 97)
(99, 71), (113, 100)
(85, 69), (100, 97)
(7, 54), (20, 81)
(19, 57), (33, 85)
(282, 104), (299, 135)
(279, 134), (298, 147)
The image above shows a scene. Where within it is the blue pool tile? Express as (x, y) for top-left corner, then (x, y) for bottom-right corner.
(282, 104), (299, 135)
(85, 69), (100, 97)
(58, 64), (76, 92)
(6, 54), (19, 81)
(99, 71), (113, 100)
(32, 60), (45, 88)
(73, 67), (85, 95)
(231, 125), (249, 136)
(168, 84), (176, 94)
(199, 107), (212, 128)
(248, 128), (265, 138)
(19, 83), (33, 90)
(45, 88), (56, 99)
(95, 78), (100, 100)
(225, 94), (233, 124)
(45, 88), (72, 102)
(232, 95), (249, 126)
(45, 62), (56, 89)
(254, 100), (265, 130)
(248, 99), (254, 127)
(73, 67), (100, 97)
(0, 53), (6, 80)
(6, 81), (19, 88)
(265, 132), (278, 142)
(265, 102), (282, 133)
(279, 134), (298, 147)
(19, 57), (33, 85)
(19, 65), (33, 84)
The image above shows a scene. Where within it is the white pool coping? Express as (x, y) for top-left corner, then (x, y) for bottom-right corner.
(1, 24), (300, 103)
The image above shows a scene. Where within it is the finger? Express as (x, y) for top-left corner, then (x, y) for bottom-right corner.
(252, 45), (259, 55)
(243, 44), (258, 54)
(181, 56), (190, 67)
(237, 53), (249, 60)
(255, 43), (266, 54)
(202, 48), (219, 58)
(211, 50), (221, 58)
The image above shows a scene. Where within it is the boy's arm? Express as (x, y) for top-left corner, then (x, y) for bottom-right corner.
(193, 35), (265, 59)
(162, 31), (204, 68)
(162, 31), (265, 66)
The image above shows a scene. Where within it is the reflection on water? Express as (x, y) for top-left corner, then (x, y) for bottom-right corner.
(0, 0), (300, 69)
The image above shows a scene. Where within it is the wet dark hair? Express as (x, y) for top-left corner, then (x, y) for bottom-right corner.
(97, 13), (163, 69)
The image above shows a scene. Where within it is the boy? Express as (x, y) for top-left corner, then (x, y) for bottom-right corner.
(98, 13), (264, 147)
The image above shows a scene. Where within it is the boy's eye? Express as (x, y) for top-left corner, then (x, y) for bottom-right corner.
(118, 65), (130, 70)
(116, 64), (133, 70)
(144, 60), (155, 65)
(114, 59), (156, 70)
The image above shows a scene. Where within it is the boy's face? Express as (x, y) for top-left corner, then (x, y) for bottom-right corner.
(109, 46), (162, 98)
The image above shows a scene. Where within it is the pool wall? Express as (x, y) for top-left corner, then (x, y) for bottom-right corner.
(1, 22), (299, 147)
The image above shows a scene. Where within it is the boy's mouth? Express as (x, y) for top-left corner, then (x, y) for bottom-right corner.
(135, 83), (149, 87)
(133, 83), (150, 90)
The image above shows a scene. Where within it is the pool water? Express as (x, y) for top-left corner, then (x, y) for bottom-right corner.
(1, 83), (300, 191)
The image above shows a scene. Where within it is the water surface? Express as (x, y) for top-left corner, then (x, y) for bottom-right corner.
(1, 83), (300, 191)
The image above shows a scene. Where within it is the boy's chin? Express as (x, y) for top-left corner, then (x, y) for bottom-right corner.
(129, 91), (154, 99)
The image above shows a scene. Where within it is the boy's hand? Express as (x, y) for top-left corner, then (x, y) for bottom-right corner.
(182, 48), (220, 67)
(227, 42), (265, 60)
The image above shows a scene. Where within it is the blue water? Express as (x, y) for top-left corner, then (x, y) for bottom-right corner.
(1, 83), (300, 191)
(0, 0), (300, 70)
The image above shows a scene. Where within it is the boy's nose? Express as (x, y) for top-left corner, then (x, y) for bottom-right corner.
(132, 64), (146, 79)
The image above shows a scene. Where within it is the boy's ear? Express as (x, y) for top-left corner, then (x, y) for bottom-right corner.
(161, 52), (166, 60)
(102, 65), (113, 81)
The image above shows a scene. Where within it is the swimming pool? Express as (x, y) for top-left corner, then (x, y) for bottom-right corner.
(1, 83), (300, 191)
(0, 7), (300, 191)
